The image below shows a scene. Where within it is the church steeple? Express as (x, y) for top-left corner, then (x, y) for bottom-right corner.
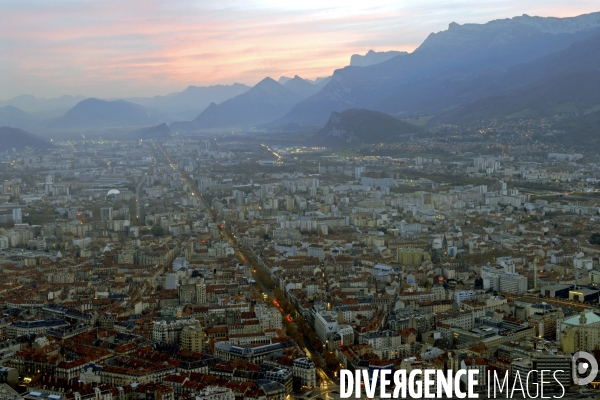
(579, 310), (587, 326)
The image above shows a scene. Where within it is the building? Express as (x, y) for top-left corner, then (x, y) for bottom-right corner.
(0, 366), (18, 385)
(191, 386), (234, 400)
(100, 207), (113, 221)
(511, 355), (571, 393)
(153, 318), (200, 345)
(0, 383), (22, 400)
(454, 290), (475, 305)
(179, 320), (204, 352)
(165, 274), (178, 290)
(213, 341), (295, 363)
(397, 248), (431, 266)
(314, 311), (338, 344)
(172, 256), (190, 271)
(481, 265), (528, 295)
(292, 357), (316, 389)
(7, 319), (69, 339)
(12, 209), (22, 224)
(560, 310), (600, 353)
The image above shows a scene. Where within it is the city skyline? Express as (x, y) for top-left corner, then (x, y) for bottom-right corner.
(1, 0), (599, 100)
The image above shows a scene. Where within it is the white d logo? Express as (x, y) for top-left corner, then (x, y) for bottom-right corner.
(573, 351), (599, 385)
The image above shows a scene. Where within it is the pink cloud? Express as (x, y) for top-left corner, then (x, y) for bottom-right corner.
(0, 0), (599, 98)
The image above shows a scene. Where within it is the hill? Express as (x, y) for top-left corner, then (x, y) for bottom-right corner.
(313, 109), (424, 147)
(0, 106), (39, 131)
(131, 123), (172, 139)
(552, 110), (600, 145)
(0, 126), (53, 151)
(50, 98), (154, 130)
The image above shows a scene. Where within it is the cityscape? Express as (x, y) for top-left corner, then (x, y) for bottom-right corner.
(2, 2), (600, 400)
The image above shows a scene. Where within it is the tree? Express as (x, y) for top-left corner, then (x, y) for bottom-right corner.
(323, 351), (341, 372)
(474, 277), (484, 289)
(152, 225), (165, 236)
(590, 233), (600, 245)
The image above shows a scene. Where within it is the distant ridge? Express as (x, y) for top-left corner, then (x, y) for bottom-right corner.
(0, 94), (86, 114)
(127, 83), (250, 121)
(283, 76), (328, 99)
(50, 98), (154, 130)
(172, 77), (301, 131)
(350, 50), (406, 67)
(0, 126), (53, 151)
(0, 105), (37, 130)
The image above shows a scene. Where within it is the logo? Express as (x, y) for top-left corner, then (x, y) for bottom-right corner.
(572, 351), (598, 386)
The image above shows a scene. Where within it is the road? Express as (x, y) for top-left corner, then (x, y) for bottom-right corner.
(153, 140), (212, 214)
(153, 139), (339, 392)
(243, 249), (339, 390)
(135, 173), (146, 222)
(503, 293), (600, 312)
(261, 143), (283, 163)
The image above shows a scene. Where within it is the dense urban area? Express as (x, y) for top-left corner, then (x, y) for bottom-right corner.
(0, 127), (599, 400)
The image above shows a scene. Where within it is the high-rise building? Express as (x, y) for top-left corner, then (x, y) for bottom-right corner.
(314, 310), (338, 343)
(12, 208), (22, 224)
(179, 320), (204, 352)
(235, 190), (244, 206)
(45, 174), (54, 195)
(196, 283), (207, 304)
(100, 207), (113, 221)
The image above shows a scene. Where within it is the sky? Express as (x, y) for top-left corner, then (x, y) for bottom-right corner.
(0, 0), (599, 100)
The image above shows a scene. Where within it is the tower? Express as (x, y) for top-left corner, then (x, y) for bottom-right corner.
(12, 208), (22, 224)
(556, 307), (564, 340)
(533, 257), (538, 290)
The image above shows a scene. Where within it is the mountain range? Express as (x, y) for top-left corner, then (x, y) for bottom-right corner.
(350, 50), (407, 67)
(2, 11), (600, 145)
(277, 12), (600, 127)
(124, 83), (251, 121)
(171, 76), (329, 131)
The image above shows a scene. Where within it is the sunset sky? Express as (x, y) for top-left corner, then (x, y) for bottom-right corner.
(1, 0), (598, 99)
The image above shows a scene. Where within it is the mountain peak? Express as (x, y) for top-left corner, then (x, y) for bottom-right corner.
(187, 77), (302, 130)
(256, 77), (278, 86)
(350, 50), (407, 67)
